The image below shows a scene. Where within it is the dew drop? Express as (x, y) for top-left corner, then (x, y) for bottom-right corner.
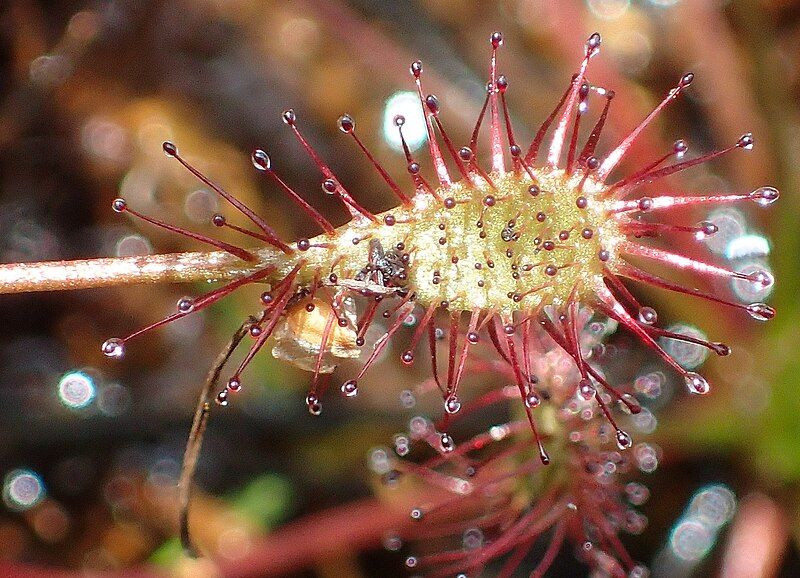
(458, 146), (473, 161)
(625, 482), (650, 506)
(491, 31), (503, 48)
(673, 139), (688, 158)
(462, 527), (484, 550)
(405, 556), (418, 569)
(410, 507), (424, 520)
(737, 133), (754, 149)
(226, 377), (241, 392)
(306, 394), (322, 415)
(746, 302), (775, 321)
(711, 342), (731, 356)
(337, 114), (354, 133)
(111, 198), (127, 213)
(638, 197), (653, 212)
(341, 379), (358, 397)
(525, 392), (541, 408)
(696, 221), (718, 240)
(578, 378), (595, 401)
(440, 433), (454, 453)
(425, 94), (440, 115)
(750, 186), (780, 206)
(177, 297), (194, 313)
(383, 534), (402, 552)
(215, 390), (228, 406)
(282, 109), (296, 125)
(401, 350), (414, 365)
(409, 416), (430, 437)
(444, 395), (461, 414)
(621, 393), (642, 414)
(616, 429), (633, 450)
(400, 389), (416, 409)
(684, 372), (710, 395)
(162, 141), (178, 157)
(746, 269), (773, 287)
(410, 60), (422, 78)
(394, 114), (406, 127)
(322, 178), (337, 194)
(638, 307), (657, 325)
(393, 434), (410, 457)
(101, 338), (125, 359)
(679, 72), (694, 87)
(251, 149), (271, 171)
(497, 76), (510, 95)
(467, 331), (480, 344)
(586, 32), (601, 54)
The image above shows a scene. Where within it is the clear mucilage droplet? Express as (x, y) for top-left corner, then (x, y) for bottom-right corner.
(101, 338), (125, 359)
(616, 430), (633, 450)
(750, 186), (780, 206)
(306, 394), (322, 415)
(638, 306), (657, 325)
(525, 392), (541, 408)
(684, 372), (710, 395)
(440, 433), (454, 453)
(341, 380), (358, 397)
(578, 378), (595, 401)
(747, 302), (775, 321)
(444, 395), (461, 414)
(251, 149), (271, 171)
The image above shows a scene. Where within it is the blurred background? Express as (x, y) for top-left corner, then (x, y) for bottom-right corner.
(0, 0), (798, 576)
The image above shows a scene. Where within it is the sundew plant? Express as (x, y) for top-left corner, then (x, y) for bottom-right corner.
(0, 3), (791, 578)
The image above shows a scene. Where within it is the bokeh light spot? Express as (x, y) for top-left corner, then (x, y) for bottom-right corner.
(670, 519), (712, 561)
(726, 234), (770, 260)
(58, 371), (96, 409)
(383, 91), (427, 153)
(586, 0), (630, 21)
(3, 469), (45, 512)
(661, 324), (709, 370)
(115, 234), (152, 257)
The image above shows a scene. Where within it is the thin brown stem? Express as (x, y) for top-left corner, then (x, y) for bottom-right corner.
(0, 249), (284, 294)
(179, 315), (261, 556)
